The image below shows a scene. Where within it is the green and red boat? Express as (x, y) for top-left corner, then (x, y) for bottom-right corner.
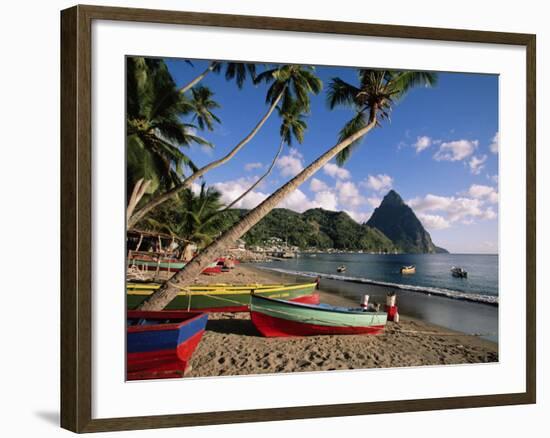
(127, 281), (320, 312)
(250, 294), (387, 337)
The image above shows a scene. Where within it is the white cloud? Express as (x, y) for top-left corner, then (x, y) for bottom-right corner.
(213, 178), (268, 209)
(418, 213), (451, 230)
(364, 174), (393, 193)
(323, 162), (351, 180)
(313, 191), (338, 211)
(309, 177), (329, 193)
(434, 139), (478, 161)
(468, 184), (498, 204)
(336, 181), (365, 209)
(244, 162), (263, 171)
(409, 194), (454, 213)
(277, 188), (314, 212)
(276, 148), (304, 178)
(468, 154), (487, 175)
(409, 192), (497, 224)
(482, 207), (497, 220)
(367, 196), (382, 208)
(413, 136), (432, 153)
(489, 132), (499, 154)
(344, 210), (371, 223)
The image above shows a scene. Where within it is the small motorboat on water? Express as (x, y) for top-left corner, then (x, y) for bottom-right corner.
(337, 265), (347, 273)
(451, 266), (468, 278)
(400, 265), (416, 274)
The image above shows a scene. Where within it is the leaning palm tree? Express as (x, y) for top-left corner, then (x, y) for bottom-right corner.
(137, 68), (437, 311)
(128, 64), (322, 229)
(221, 98), (308, 211)
(126, 57), (217, 215)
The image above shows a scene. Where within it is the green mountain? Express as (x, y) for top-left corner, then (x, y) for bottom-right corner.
(221, 208), (397, 252)
(366, 190), (448, 254)
(219, 190), (448, 253)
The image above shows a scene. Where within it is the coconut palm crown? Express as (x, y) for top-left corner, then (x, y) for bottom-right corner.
(126, 57), (220, 197)
(327, 69), (438, 165)
(255, 65), (323, 113)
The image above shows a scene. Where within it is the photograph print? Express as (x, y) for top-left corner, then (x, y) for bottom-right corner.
(125, 56), (498, 381)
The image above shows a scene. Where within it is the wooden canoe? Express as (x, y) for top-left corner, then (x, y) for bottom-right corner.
(250, 294), (387, 337)
(127, 282), (320, 312)
(126, 310), (208, 380)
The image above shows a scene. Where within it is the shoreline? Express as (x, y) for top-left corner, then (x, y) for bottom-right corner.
(249, 264), (499, 343)
(183, 264), (498, 378)
(254, 265), (498, 306)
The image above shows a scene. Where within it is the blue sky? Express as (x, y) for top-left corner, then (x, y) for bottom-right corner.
(164, 58), (499, 254)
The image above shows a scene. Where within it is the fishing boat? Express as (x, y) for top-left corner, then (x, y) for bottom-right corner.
(127, 230), (186, 272)
(400, 265), (416, 274)
(127, 282), (321, 312)
(126, 310), (208, 380)
(128, 252), (186, 273)
(451, 266), (468, 278)
(337, 265), (347, 273)
(250, 294), (387, 337)
(201, 261), (223, 275)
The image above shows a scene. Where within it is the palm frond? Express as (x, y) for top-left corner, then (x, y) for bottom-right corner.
(335, 112), (368, 165)
(327, 78), (360, 109)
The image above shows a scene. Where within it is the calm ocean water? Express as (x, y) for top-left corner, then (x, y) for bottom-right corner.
(257, 253), (498, 305)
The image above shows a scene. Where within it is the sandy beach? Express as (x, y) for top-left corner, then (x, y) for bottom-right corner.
(173, 264), (499, 378)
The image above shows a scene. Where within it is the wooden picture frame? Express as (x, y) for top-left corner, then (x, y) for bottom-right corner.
(60, 4), (536, 433)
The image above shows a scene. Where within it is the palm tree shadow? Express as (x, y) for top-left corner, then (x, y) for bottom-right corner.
(206, 318), (261, 337)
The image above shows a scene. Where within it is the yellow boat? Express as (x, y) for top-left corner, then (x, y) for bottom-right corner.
(127, 282), (287, 292)
(126, 281), (320, 312)
(400, 265), (416, 274)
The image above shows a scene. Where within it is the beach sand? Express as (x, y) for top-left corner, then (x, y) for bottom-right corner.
(177, 264), (498, 377)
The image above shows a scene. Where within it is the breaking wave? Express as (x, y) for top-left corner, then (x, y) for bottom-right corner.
(256, 266), (499, 306)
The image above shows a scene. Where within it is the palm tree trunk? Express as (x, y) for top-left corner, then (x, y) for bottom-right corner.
(137, 118), (377, 311)
(126, 178), (152, 224)
(177, 61), (218, 95)
(221, 139), (284, 212)
(127, 89), (285, 229)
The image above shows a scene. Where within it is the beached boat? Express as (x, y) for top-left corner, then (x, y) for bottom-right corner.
(127, 282), (320, 312)
(337, 265), (347, 273)
(128, 254), (185, 273)
(250, 294), (387, 337)
(126, 310), (208, 380)
(451, 266), (468, 278)
(128, 255), (227, 275)
(201, 261), (223, 275)
(400, 265), (416, 274)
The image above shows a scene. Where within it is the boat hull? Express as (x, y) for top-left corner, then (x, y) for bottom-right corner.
(251, 311), (386, 337)
(250, 294), (387, 337)
(127, 311), (208, 380)
(127, 283), (320, 312)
